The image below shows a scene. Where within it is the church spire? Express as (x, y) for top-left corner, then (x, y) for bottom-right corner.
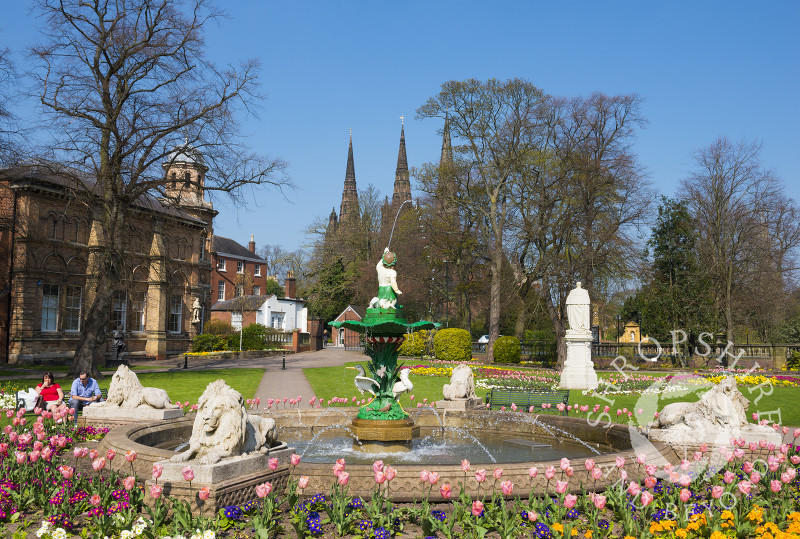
(440, 113), (453, 164)
(339, 131), (359, 223)
(392, 118), (412, 207)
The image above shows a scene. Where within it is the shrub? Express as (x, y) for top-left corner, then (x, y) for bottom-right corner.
(399, 330), (429, 356)
(433, 328), (472, 362)
(191, 333), (229, 352)
(493, 336), (521, 364)
(224, 323), (272, 351)
(204, 319), (235, 336)
(788, 350), (800, 371)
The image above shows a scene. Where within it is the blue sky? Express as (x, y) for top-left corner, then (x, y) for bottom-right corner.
(2, 2), (798, 254)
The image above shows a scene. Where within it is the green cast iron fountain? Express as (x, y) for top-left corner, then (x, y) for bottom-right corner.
(330, 247), (438, 444)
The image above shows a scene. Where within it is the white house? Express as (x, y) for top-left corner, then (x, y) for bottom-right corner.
(210, 294), (307, 332)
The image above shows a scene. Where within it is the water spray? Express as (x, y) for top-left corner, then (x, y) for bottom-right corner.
(387, 199), (411, 251)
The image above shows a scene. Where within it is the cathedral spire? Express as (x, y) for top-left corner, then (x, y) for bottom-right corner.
(392, 119), (412, 207)
(339, 131), (359, 223)
(440, 113), (453, 164)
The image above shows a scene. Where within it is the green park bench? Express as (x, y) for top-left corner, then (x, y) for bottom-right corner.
(486, 387), (570, 415)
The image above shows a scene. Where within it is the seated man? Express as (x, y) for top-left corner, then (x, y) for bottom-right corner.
(69, 370), (102, 423)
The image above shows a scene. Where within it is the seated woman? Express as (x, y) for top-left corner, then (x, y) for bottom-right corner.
(34, 371), (65, 412)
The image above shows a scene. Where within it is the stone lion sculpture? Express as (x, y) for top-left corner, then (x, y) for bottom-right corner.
(170, 379), (276, 465)
(442, 364), (477, 400)
(94, 365), (176, 410)
(649, 376), (749, 431)
(646, 376), (779, 446)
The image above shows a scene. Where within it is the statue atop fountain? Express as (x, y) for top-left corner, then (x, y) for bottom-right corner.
(559, 282), (598, 390)
(369, 248), (402, 309)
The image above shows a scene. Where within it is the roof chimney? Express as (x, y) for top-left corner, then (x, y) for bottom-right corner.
(285, 270), (296, 299)
(248, 233), (255, 253)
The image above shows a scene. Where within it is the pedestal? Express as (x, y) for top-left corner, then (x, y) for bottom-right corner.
(435, 397), (485, 411)
(84, 405), (184, 422)
(559, 332), (598, 390)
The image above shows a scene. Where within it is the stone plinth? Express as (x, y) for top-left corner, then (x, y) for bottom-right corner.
(84, 405), (184, 422)
(350, 418), (419, 441)
(559, 331), (598, 390)
(159, 451), (288, 484)
(436, 397), (485, 410)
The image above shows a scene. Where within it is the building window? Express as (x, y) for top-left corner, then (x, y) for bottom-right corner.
(271, 312), (285, 330)
(41, 284), (59, 331)
(130, 291), (146, 332)
(254, 264), (261, 277)
(112, 290), (127, 331)
(237, 261), (244, 274)
(64, 286), (82, 331)
(218, 281), (225, 301)
(253, 285), (260, 295)
(169, 295), (183, 333)
(217, 258), (226, 271)
(235, 285), (244, 297)
(231, 312), (242, 330)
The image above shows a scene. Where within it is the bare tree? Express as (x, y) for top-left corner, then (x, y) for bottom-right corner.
(0, 47), (22, 167)
(30, 0), (290, 376)
(417, 79), (548, 360)
(508, 93), (650, 366)
(682, 137), (799, 342)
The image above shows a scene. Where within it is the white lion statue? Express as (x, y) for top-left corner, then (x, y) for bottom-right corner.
(170, 379), (276, 465)
(442, 364), (477, 400)
(649, 376), (749, 431)
(94, 365), (177, 410)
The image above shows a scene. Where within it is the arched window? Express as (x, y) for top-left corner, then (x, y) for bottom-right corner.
(183, 171), (191, 189)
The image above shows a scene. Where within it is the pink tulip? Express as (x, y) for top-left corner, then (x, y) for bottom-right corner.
(89, 449), (99, 460)
(493, 468), (503, 480)
(337, 471), (349, 486)
(298, 476), (309, 489)
(528, 466), (538, 479)
(501, 480), (513, 496)
(92, 457), (106, 471)
(472, 500), (484, 516)
(711, 485), (723, 499)
(90, 494), (101, 506)
(593, 494), (606, 509)
(182, 466), (194, 482)
(420, 470), (430, 482)
(461, 459), (471, 472)
(255, 482), (272, 498)
(743, 461), (754, 473)
(373, 460), (384, 473)
(374, 471), (386, 484)
(106, 449), (116, 461)
(428, 472), (440, 485)
(723, 471), (736, 484)
(770, 480), (782, 493)
(440, 484), (452, 499)
(29, 451), (40, 463)
(679, 475), (691, 487)
(644, 476), (657, 489)
(545, 466), (556, 480)
(555, 480), (568, 494)
(615, 456), (626, 468)
(59, 465), (74, 480)
(125, 450), (137, 463)
(266, 457), (278, 471)
(679, 488), (692, 502)
(291, 454), (301, 467)
(123, 476), (136, 490)
(560, 457), (570, 471)
(591, 467), (603, 481)
(563, 493), (577, 509)
(152, 463), (163, 480)
(150, 484), (163, 499)
(627, 482), (641, 497)
(750, 471), (762, 483)
(737, 480), (751, 496)
(384, 466), (397, 481)
(584, 459), (595, 471)
(475, 469), (486, 483)
(641, 491), (654, 507)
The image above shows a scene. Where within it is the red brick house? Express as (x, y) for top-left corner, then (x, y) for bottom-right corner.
(331, 305), (366, 348)
(210, 235), (270, 302)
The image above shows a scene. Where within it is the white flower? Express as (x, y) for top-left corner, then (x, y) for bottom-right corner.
(203, 531), (216, 539)
(52, 528), (67, 539)
(120, 530), (133, 539)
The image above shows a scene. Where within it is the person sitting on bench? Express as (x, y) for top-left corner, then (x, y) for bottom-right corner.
(35, 371), (65, 412)
(69, 370), (102, 422)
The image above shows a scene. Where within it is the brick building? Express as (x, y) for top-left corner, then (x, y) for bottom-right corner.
(0, 144), (216, 363)
(210, 235), (270, 302)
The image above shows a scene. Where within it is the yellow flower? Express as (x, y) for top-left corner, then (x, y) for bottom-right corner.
(571, 530), (578, 537)
(552, 523), (564, 533)
(720, 510), (735, 521)
(584, 531), (593, 538)
(675, 530), (688, 539)
(789, 513), (800, 523)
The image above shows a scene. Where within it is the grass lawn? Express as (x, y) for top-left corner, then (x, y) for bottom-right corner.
(305, 360), (800, 426)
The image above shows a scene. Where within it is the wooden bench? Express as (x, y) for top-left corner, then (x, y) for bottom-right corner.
(486, 388), (570, 415)
(16, 389), (108, 411)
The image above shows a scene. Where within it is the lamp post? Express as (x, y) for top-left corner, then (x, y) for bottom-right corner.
(443, 259), (449, 328)
(615, 315), (621, 347)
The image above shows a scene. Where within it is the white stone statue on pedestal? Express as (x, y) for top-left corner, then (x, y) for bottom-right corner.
(560, 282), (598, 390)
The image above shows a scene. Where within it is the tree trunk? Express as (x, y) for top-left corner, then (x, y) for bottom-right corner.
(487, 233), (503, 362)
